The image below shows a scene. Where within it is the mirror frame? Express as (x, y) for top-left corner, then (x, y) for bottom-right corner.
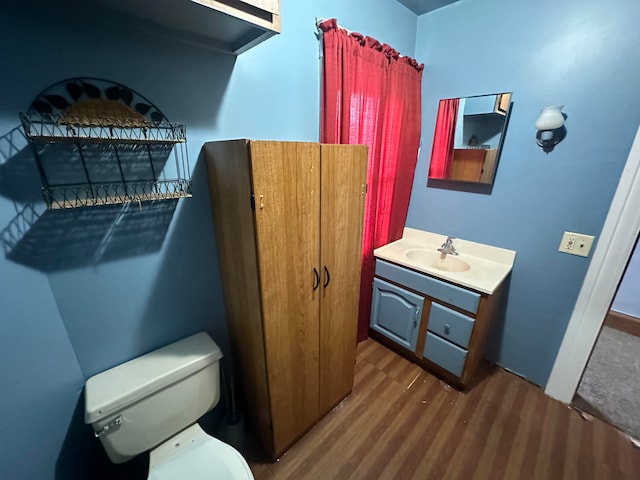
(428, 92), (512, 185)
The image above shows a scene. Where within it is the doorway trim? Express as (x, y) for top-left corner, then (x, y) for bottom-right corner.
(545, 124), (640, 403)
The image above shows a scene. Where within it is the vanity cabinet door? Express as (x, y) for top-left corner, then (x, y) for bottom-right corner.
(370, 278), (423, 351)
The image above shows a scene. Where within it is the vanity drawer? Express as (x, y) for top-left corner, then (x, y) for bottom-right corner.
(423, 332), (468, 377)
(375, 259), (480, 314)
(427, 302), (475, 349)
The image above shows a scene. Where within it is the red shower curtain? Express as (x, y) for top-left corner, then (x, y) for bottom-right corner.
(319, 19), (423, 342)
(428, 98), (459, 178)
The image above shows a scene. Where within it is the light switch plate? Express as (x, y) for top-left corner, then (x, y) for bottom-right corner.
(559, 231), (595, 257)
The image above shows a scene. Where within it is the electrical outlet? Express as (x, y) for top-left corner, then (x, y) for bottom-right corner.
(559, 231), (595, 257)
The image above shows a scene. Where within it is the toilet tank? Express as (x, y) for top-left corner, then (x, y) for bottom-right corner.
(84, 332), (223, 464)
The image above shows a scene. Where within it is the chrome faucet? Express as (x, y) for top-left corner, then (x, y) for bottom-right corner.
(437, 236), (458, 256)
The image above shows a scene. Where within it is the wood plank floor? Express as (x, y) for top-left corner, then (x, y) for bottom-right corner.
(248, 339), (640, 480)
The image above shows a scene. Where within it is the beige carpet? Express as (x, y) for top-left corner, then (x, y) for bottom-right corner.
(577, 326), (640, 440)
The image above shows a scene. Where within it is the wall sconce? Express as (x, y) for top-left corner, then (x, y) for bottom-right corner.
(535, 105), (566, 153)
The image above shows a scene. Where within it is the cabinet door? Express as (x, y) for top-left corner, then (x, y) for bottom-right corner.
(370, 278), (423, 351)
(250, 141), (320, 455)
(451, 149), (486, 182)
(318, 144), (368, 415)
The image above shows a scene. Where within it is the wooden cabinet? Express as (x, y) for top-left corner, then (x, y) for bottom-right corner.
(451, 148), (498, 183)
(451, 148), (486, 182)
(93, 0), (281, 54)
(203, 140), (367, 459)
(369, 259), (505, 389)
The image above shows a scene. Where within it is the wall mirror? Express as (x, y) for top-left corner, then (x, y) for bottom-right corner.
(428, 92), (512, 185)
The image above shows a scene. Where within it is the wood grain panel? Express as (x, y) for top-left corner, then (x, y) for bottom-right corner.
(461, 281), (504, 387)
(191, 0), (281, 29)
(479, 148), (498, 183)
(248, 339), (640, 479)
(605, 309), (640, 337)
(202, 140), (273, 454)
(451, 148), (485, 182)
(250, 141), (321, 456)
(318, 144), (368, 415)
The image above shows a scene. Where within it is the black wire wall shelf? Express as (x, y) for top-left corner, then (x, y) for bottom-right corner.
(20, 112), (187, 145)
(41, 179), (192, 210)
(21, 77), (192, 210)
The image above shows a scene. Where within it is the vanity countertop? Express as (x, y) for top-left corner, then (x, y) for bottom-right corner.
(374, 228), (516, 294)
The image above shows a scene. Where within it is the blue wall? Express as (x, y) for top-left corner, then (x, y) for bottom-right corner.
(7, 0), (638, 475)
(220, 0), (417, 140)
(6, 1), (239, 378)
(0, 6), (86, 478)
(6, 0), (639, 475)
(36, 0), (416, 380)
(409, 0), (640, 386)
(0, 200), (84, 479)
(0, 0), (415, 478)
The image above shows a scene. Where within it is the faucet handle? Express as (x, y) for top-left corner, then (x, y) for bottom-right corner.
(438, 236), (459, 255)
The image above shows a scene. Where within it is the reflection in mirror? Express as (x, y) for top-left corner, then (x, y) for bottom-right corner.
(428, 92), (512, 184)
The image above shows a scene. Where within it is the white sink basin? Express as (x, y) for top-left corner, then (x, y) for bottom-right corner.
(406, 249), (470, 272)
(373, 228), (516, 294)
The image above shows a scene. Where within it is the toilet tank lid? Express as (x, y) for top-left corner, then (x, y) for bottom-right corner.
(84, 332), (223, 424)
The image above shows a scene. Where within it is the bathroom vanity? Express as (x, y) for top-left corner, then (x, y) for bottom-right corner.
(370, 228), (516, 389)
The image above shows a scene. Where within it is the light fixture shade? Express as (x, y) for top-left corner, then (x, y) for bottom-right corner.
(535, 105), (565, 130)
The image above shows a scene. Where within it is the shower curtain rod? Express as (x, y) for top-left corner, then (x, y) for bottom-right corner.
(315, 17), (414, 61)
(315, 17), (353, 34)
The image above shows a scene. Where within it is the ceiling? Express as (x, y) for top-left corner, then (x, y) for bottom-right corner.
(396, 0), (460, 15)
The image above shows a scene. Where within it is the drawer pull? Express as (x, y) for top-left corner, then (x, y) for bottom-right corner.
(444, 324), (451, 335)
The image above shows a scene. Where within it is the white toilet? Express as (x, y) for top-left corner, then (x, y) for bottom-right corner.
(84, 332), (254, 479)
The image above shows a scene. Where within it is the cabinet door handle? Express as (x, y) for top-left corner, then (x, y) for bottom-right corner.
(323, 266), (330, 288)
(313, 267), (320, 290)
(444, 324), (451, 335)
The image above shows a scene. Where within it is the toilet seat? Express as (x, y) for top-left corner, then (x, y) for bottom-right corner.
(148, 424), (254, 480)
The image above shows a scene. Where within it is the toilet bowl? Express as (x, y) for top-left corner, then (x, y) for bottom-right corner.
(84, 332), (253, 479)
(148, 424), (253, 480)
